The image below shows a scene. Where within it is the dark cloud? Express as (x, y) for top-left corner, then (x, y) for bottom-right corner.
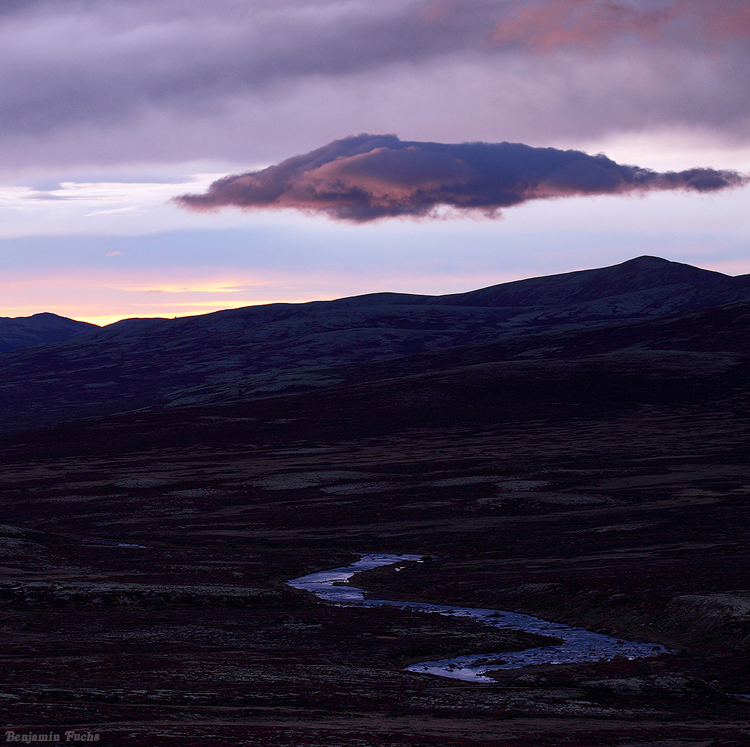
(0, 1), (492, 138)
(174, 134), (748, 222)
(0, 0), (749, 163)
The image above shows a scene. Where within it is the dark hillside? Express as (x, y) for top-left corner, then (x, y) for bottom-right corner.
(437, 255), (733, 307)
(1, 257), (750, 434)
(0, 312), (97, 352)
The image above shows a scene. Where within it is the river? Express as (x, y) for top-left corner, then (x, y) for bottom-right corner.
(287, 553), (670, 683)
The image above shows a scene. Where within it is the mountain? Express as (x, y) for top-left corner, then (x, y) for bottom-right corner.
(0, 312), (98, 353)
(438, 254), (732, 307)
(1, 256), (750, 745)
(1, 255), (749, 434)
(319, 255), (748, 313)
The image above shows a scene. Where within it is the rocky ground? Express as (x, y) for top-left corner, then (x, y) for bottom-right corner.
(0, 376), (748, 745)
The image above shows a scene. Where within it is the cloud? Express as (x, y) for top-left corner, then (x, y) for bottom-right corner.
(489, 0), (750, 50)
(489, 0), (669, 51)
(174, 134), (748, 222)
(0, 0), (750, 171)
(0, 0), (483, 138)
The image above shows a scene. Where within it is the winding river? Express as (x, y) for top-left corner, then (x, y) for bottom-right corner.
(287, 554), (670, 683)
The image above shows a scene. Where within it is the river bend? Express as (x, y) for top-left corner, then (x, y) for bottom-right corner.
(287, 554), (669, 683)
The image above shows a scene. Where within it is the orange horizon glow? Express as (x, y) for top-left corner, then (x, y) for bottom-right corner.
(2, 254), (750, 328)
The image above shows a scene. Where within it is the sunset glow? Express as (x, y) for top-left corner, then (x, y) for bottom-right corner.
(0, 0), (747, 323)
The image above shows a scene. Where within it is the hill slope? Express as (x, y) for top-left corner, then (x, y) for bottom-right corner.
(0, 312), (97, 353)
(1, 255), (749, 433)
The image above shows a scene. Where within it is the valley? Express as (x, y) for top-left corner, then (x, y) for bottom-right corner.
(0, 257), (748, 745)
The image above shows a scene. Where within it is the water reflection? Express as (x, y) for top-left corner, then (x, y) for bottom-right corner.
(288, 554), (670, 683)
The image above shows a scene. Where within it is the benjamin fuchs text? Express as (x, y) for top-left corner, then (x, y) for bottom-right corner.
(5, 732), (100, 743)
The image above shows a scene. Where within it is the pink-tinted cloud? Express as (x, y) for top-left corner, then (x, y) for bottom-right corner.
(490, 0), (750, 51)
(710, 1), (750, 38)
(174, 134), (748, 222)
(490, 0), (666, 50)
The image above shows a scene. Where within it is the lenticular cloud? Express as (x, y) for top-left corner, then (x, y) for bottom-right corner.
(174, 135), (748, 222)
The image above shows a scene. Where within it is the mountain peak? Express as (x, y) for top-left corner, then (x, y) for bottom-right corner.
(624, 255), (671, 265)
(615, 254), (724, 277)
(0, 313), (97, 353)
(441, 255), (729, 308)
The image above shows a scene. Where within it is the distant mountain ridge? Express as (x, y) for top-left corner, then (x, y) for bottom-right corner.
(1, 255), (750, 434)
(322, 255), (730, 309)
(0, 312), (97, 353)
(79, 255), (750, 340)
(3, 256), (747, 350)
(438, 255), (737, 306)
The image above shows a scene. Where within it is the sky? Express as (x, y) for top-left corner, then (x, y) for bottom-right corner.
(1, 0), (749, 324)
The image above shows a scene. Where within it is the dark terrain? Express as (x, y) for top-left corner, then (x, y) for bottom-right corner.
(0, 312), (96, 353)
(0, 256), (748, 745)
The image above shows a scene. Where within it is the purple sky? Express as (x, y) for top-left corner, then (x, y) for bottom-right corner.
(0, 0), (748, 323)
